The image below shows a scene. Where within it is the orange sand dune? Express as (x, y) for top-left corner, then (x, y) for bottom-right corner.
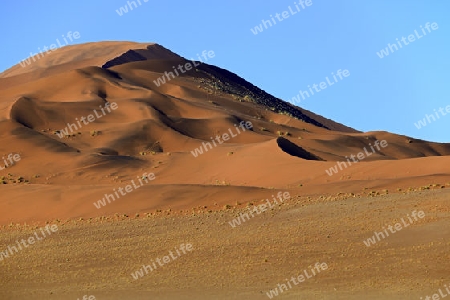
(0, 41), (449, 300)
(0, 41), (448, 224)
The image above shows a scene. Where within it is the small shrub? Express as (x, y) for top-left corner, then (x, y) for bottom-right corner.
(243, 95), (253, 102)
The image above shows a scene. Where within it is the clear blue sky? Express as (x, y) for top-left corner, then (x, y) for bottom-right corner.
(1, 0), (449, 142)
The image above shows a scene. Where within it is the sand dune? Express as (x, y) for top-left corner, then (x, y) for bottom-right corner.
(0, 41), (449, 299)
(0, 42), (449, 224)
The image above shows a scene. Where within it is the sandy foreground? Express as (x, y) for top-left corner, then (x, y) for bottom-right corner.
(0, 188), (449, 300)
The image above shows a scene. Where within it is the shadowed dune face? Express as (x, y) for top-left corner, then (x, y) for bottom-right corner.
(10, 97), (45, 129)
(276, 137), (323, 160)
(0, 41), (449, 226)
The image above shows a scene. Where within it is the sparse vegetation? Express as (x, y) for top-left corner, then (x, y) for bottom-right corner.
(243, 95), (253, 102)
(214, 179), (230, 186)
(277, 131), (291, 137)
(278, 111), (294, 118)
(0, 173), (29, 184)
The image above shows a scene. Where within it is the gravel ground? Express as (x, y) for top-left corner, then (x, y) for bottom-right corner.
(0, 188), (449, 300)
